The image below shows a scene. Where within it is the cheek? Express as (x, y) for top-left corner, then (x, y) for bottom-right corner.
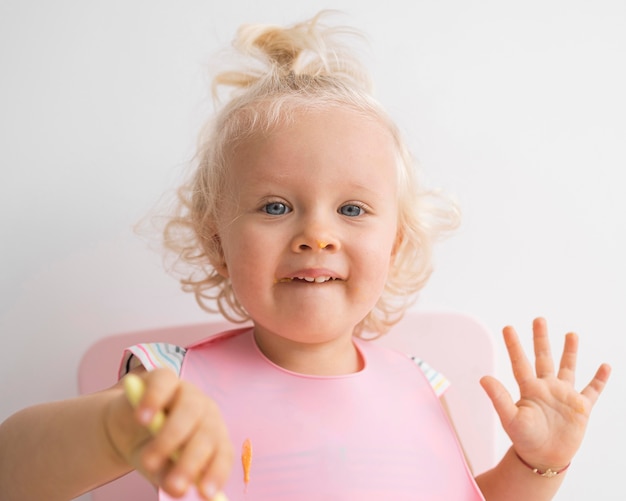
(220, 228), (275, 282)
(378, 229), (400, 276)
(366, 221), (398, 254)
(357, 230), (397, 278)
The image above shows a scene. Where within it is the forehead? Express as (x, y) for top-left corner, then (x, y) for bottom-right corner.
(227, 106), (398, 191)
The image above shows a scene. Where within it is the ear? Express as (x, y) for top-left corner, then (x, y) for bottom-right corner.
(391, 228), (404, 257)
(214, 260), (229, 278)
(209, 234), (230, 278)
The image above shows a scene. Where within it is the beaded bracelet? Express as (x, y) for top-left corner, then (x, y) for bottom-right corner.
(515, 451), (571, 478)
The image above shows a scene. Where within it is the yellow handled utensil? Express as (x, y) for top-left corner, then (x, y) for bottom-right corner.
(123, 373), (166, 434)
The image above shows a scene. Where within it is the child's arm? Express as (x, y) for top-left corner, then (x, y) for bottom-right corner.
(474, 317), (611, 500)
(0, 368), (233, 501)
(0, 385), (131, 500)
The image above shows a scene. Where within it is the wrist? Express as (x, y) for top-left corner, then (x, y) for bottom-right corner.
(101, 388), (141, 467)
(514, 450), (571, 478)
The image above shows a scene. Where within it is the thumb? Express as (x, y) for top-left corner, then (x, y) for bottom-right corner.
(480, 375), (517, 429)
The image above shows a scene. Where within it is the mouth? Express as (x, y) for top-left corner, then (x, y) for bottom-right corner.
(278, 276), (341, 284)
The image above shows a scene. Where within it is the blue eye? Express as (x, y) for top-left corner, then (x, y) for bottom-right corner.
(264, 202), (290, 215)
(339, 204), (364, 217)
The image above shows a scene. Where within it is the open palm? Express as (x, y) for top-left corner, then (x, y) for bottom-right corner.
(480, 317), (611, 470)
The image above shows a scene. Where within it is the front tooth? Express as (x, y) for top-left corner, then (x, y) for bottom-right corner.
(303, 277), (314, 282)
(315, 276), (330, 283)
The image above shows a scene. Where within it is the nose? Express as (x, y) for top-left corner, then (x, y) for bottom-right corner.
(291, 217), (340, 253)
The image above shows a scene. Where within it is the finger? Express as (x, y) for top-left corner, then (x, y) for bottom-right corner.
(162, 436), (213, 497)
(143, 382), (206, 467)
(556, 332), (578, 384)
(123, 374), (166, 434)
(532, 317), (555, 378)
(197, 437), (234, 501)
(502, 324), (534, 385)
(480, 375), (517, 428)
(580, 363), (612, 406)
(165, 446), (212, 497)
(162, 404), (230, 497)
(137, 369), (179, 427)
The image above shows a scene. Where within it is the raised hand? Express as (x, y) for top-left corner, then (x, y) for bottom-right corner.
(480, 317), (611, 472)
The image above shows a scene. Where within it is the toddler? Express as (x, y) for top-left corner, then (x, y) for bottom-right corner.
(0, 11), (610, 501)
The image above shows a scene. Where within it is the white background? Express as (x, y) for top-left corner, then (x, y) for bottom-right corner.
(1, 1), (624, 499)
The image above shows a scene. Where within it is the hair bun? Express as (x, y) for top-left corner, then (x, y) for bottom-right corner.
(239, 25), (301, 71)
(213, 11), (370, 97)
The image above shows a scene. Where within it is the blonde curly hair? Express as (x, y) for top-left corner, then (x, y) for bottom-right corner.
(163, 11), (459, 337)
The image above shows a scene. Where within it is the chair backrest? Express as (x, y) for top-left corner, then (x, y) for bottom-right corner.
(78, 311), (496, 500)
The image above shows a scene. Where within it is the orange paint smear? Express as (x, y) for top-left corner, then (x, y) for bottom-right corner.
(574, 397), (586, 414)
(242, 438), (252, 489)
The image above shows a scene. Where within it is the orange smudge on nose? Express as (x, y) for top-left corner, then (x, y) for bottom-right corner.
(317, 240), (328, 249)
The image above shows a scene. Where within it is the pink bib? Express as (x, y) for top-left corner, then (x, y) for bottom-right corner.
(161, 328), (484, 500)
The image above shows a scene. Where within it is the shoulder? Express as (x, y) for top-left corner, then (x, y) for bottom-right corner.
(119, 336), (450, 397)
(357, 339), (451, 397)
(409, 356), (450, 397)
(118, 327), (251, 379)
(119, 343), (187, 378)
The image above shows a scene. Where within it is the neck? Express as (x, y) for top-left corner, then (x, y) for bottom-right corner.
(252, 327), (363, 376)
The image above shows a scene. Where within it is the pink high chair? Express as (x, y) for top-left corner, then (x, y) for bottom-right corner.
(78, 311), (497, 500)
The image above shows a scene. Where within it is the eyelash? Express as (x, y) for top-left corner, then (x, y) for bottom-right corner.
(262, 201), (291, 215)
(339, 202), (367, 217)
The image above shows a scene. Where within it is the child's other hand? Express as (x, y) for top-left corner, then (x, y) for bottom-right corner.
(480, 317), (610, 472)
(106, 368), (233, 499)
